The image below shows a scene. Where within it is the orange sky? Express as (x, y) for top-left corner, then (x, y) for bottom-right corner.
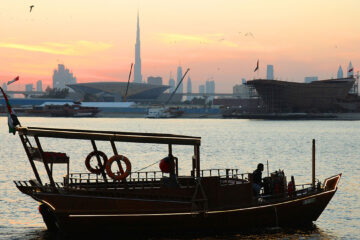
(1, 0), (360, 92)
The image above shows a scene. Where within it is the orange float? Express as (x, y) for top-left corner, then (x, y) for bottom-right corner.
(105, 154), (132, 180)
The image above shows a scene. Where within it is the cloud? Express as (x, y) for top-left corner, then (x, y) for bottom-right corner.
(158, 33), (238, 47)
(0, 41), (112, 56)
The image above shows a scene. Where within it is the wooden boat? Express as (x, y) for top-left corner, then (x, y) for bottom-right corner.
(26, 103), (99, 117)
(14, 126), (341, 234)
(146, 107), (184, 118)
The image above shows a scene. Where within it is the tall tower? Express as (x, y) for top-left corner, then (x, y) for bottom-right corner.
(186, 76), (192, 100)
(176, 66), (183, 93)
(337, 65), (343, 79)
(168, 77), (175, 93)
(134, 12), (142, 83)
(266, 65), (274, 80)
(347, 61), (354, 77)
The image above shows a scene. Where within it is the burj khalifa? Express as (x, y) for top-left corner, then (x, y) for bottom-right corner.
(134, 12), (142, 83)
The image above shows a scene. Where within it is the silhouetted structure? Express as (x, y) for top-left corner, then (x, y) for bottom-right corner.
(134, 12), (142, 83)
(247, 78), (355, 112)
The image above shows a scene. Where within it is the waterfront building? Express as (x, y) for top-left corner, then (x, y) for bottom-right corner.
(241, 78), (247, 84)
(348, 61), (354, 77)
(168, 77), (175, 93)
(304, 76), (318, 83)
(25, 84), (33, 92)
(337, 66), (344, 79)
(147, 76), (162, 85)
(199, 84), (205, 94)
(36, 80), (43, 92)
(67, 82), (169, 102)
(187, 76), (192, 101)
(53, 64), (77, 90)
(176, 66), (183, 93)
(205, 80), (215, 94)
(233, 84), (251, 98)
(2, 83), (7, 91)
(266, 65), (274, 80)
(134, 12), (142, 83)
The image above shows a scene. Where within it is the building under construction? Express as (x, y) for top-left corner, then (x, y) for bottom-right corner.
(246, 77), (356, 113)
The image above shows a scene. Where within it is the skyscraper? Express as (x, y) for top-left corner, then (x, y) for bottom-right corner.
(53, 64), (77, 90)
(205, 80), (215, 94)
(176, 66), (183, 93)
(186, 76), (192, 100)
(347, 61), (354, 77)
(199, 85), (205, 94)
(337, 65), (343, 79)
(134, 12), (142, 83)
(168, 77), (175, 93)
(25, 84), (33, 92)
(36, 80), (43, 92)
(266, 65), (274, 80)
(2, 83), (7, 91)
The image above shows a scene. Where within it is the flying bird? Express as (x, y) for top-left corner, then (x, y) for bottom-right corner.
(30, 5), (34, 12)
(245, 32), (254, 38)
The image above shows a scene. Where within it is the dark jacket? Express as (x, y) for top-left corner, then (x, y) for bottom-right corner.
(253, 169), (262, 185)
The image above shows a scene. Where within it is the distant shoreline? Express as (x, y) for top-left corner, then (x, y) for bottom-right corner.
(4, 112), (360, 120)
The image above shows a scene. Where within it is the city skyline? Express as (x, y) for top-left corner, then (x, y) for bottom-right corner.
(0, 1), (359, 92)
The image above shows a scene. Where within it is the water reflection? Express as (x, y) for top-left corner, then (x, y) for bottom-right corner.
(1, 118), (359, 239)
(20, 225), (339, 240)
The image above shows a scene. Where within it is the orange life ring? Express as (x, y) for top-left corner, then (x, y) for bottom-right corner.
(105, 154), (132, 180)
(85, 151), (108, 174)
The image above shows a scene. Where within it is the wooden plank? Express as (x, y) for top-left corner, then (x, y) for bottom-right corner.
(17, 127), (201, 146)
(23, 126), (200, 139)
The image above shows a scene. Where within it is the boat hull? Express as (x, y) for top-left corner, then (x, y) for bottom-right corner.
(35, 188), (336, 234)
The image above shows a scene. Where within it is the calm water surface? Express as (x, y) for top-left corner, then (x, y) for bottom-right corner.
(0, 117), (359, 239)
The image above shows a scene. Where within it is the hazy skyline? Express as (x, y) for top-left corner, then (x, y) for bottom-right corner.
(1, 0), (359, 92)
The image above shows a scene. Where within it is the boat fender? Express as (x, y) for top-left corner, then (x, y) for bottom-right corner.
(85, 151), (108, 174)
(159, 156), (175, 173)
(106, 154), (132, 180)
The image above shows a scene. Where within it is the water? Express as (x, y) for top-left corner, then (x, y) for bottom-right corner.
(0, 117), (359, 239)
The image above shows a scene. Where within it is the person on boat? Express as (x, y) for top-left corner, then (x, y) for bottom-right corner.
(252, 163), (264, 196)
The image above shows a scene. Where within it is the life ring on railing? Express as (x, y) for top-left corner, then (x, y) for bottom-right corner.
(85, 151), (108, 174)
(105, 154), (132, 180)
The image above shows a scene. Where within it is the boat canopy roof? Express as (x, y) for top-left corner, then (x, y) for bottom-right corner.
(16, 126), (201, 146)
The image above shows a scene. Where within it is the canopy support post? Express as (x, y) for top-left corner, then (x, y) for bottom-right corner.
(91, 140), (108, 183)
(312, 139), (316, 189)
(34, 136), (56, 188)
(19, 135), (42, 185)
(194, 145), (200, 178)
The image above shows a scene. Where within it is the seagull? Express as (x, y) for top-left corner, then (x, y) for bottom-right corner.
(30, 5), (34, 12)
(245, 32), (254, 38)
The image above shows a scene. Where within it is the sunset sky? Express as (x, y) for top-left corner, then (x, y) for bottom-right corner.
(1, 0), (360, 92)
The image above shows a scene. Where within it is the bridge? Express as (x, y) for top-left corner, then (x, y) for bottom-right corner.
(5, 91), (44, 98)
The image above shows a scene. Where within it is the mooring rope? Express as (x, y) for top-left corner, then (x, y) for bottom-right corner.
(133, 160), (160, 173)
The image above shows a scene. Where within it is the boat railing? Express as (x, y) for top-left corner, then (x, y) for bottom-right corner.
(193, 169), (249, 180)
(259, 182), (321, 201)
(68, 171), (170, 184)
